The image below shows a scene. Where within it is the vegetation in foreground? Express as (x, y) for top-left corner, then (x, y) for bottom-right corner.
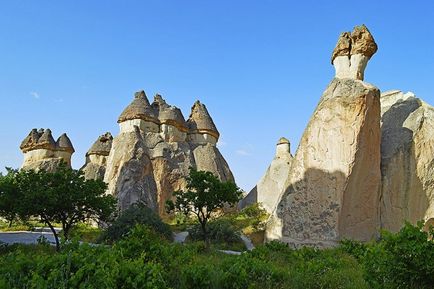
(1, 167), (433, 288)
(0, 221), (433, 289)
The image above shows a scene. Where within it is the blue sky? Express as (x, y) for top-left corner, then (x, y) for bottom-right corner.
(0, 1), (433, 191)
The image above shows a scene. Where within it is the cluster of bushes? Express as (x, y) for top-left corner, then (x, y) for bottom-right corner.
(1, 210), (433, 288)
(340, 221), (434, 289)
(188, 219), (244, 250)
(99, 203), (173, 243)
(0, 225), (369, 289)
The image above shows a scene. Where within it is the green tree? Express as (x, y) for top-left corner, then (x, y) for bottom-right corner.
(14, 165), (116, 250)
(166, 168), (242, 248)
(0, 168), (19, 227)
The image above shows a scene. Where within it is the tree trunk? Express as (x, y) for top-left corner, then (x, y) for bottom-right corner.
(46, 221), (60, 251)
(200, 220), (210, 250)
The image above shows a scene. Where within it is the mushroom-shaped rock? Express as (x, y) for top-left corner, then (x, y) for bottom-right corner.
(118, 90), (159, 124)
(36, 129), (57, 151)
(331, 32), (351, 64)
(56, 133), (75, 153)
(350, 25), (378, 58)
(187, 101), (219, 144)
(152, 94), (187, 131)
(87, 132), (113, 156)
(276, 137), (291, 158)
(118, 90), (160, 133)
(82, 132), (113, 180)
(152, 93), (169, 110)
(332, 24), (378, 81)
(20, 128), (40, 152)
(20, 129), (74, 171)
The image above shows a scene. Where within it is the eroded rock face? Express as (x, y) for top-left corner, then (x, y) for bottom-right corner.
(266, 78), (381, 247)
(104, 127), (158, 211)
(104, 92), (234, 214)
(81, 132), (113, 180)
(20, 129), (74, 172)
(241, 137), (293, 213)
(380, 91), (434, 232)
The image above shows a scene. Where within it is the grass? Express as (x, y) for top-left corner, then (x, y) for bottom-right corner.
(68, 223), (102, 243)
(0, 219), (61, 232)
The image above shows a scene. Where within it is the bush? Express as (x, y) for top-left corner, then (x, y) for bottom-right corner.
(341, 221), (434, 289)
(100, 203), (172, 243)
(188, 219), (242, 245)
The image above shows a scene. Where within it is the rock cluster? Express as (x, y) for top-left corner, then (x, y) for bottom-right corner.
(20, 128), (74, 171)
(18, 92), (233, 216)
(103, 92), (234, 214)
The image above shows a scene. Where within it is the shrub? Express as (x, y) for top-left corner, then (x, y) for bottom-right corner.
(100, 203), (172, 243)
(341, 221), (434, 289)
(188, 219), (242, 245)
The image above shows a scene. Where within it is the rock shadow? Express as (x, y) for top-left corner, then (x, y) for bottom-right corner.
(380, 97), (429, 231)
(275, 168), (350, 247)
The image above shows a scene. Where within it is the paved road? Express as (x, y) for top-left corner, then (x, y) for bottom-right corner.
(0, 228), (60, 245)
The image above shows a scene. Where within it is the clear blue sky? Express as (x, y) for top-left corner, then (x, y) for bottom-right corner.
(1, 1), (433, 191)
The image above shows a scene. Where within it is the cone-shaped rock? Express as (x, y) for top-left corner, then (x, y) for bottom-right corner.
(240, 137), (293, 213)
(187, 101), (219, 140)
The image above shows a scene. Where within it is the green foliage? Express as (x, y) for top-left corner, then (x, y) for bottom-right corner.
(100, 203), (173, 243)
(0, 224), (369, 289)
(0, 168), (19, 226)
(0, 165), (116, 250)
(225, 203), (269, 232)
(68, 223), (102, 243)
(340, 221), (434, 289)
(188, 219), (244, 249)
(166, 168), (243, 247)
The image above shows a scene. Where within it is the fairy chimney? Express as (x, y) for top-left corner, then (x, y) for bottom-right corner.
(331, 25), (378, 80)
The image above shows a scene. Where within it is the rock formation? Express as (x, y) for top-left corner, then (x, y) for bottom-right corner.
(20, 129), (75, 171)
(380, 90), (434, 232)
(265, 25), (381, 247)
(240, 137), (293, 214)
(332, 25), (377, 81)
(103, 91), (234, 214)
(81, 132), (113, 180)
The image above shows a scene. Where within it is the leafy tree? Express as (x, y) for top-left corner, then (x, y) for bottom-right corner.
(14, 165), (116, 250)
(166, 168), (242, 248)
(0, 168), (19, 227)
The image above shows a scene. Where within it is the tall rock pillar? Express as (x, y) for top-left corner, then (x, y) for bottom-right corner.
(266, 25), (381, 247)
